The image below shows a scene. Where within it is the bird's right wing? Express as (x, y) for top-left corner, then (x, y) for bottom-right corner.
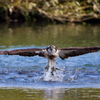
(0, 48), (46, 57)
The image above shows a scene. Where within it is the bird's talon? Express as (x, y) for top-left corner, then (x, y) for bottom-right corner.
(45, 65), (49, 70)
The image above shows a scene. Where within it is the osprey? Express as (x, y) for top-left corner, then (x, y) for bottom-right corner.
(0, 45), (100, 74)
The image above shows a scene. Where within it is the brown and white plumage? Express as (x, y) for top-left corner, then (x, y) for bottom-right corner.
(0, 48), (45, 57)
(58, 46), (100, 59)
(0, 45), (100, 59)
(0, 45), (100, 74)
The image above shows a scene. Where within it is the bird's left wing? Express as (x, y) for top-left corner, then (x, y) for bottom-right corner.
(0, 48), (46, 57)
(58, 46), (100, 59)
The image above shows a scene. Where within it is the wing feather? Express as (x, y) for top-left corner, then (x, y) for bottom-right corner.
(59, 46), (100, 59)
(0, 48), (45, 57)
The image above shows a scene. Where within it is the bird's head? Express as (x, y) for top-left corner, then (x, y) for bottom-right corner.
(46, 45), (57, 55)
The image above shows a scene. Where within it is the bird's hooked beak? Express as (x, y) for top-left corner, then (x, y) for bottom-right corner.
(49, 46), (53, 51)
(46, 45), (57, 55)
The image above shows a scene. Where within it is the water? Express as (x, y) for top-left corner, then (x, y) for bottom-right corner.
(42, 67), (64, 82)
(0, 23), (100, 100)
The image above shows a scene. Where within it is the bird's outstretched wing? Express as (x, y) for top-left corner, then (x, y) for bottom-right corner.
(58, 46), (100, 59)
(0, 48), (45, 57)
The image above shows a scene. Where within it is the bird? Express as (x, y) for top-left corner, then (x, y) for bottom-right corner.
(0, 45), (100, 75)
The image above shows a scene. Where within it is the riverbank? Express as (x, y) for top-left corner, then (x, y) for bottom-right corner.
(0, 0), (100, 23)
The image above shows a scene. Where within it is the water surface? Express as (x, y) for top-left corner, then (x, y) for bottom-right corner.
(0, 23), (100, 100)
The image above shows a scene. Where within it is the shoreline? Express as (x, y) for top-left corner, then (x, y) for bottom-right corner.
(0, 1), (100, 24)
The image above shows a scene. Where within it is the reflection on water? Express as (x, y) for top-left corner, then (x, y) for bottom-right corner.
(0, 23), (100, 48)
(0, 88), (100, 100)
(0, 23), (100, 100)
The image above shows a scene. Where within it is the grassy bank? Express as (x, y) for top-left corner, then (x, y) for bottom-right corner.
(0, 0), (100, 23)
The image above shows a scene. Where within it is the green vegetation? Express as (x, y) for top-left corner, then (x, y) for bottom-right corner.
(0, 0), (100, 23)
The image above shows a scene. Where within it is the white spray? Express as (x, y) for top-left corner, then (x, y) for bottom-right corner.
(43, 60), (64, 81)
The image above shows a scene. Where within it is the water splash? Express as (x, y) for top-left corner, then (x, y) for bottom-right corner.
(42, 66), (64, 82)
(68, 68), (80, 81)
